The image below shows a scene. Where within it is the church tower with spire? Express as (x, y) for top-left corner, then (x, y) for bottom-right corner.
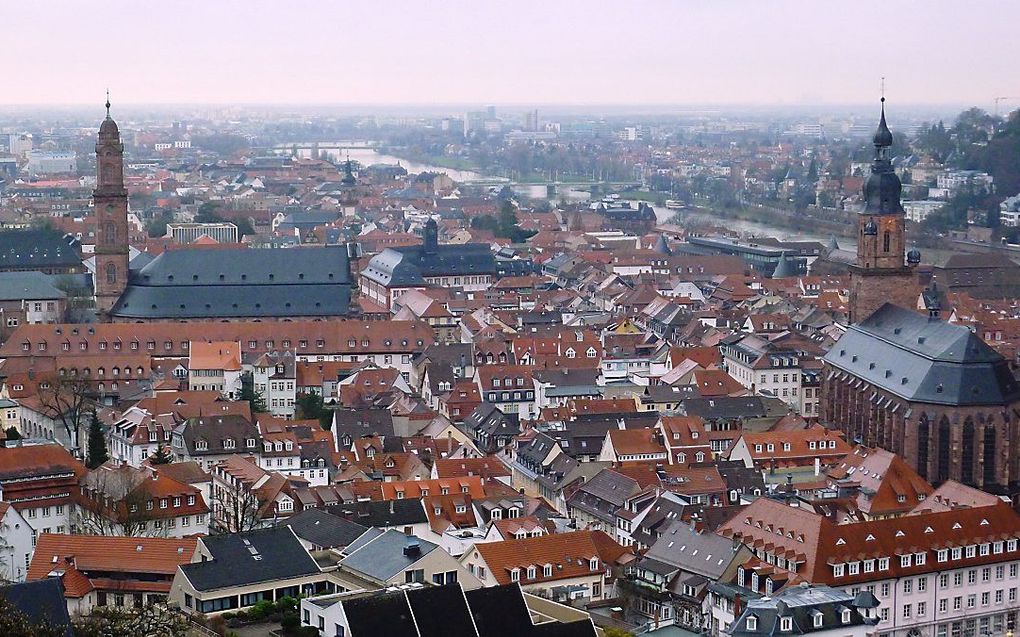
(848, 98), (919, 322)
(93, 95), (130, 315)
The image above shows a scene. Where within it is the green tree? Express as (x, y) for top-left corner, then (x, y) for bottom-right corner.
(86, 411), (109, 469)
(239, 373), (267, 413)
(149, 446), (174, 465)
(470, 214), (499, 233)
(195, 202), (224, 223)
(295, 393), (323, 421)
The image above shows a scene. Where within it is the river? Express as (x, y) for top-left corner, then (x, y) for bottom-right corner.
(286, 145), (857, 247)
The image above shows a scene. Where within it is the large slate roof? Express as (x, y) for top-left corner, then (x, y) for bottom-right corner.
(112, 246), (352, 319)
(282, 508), (368, 549)
(463, 584), (535, 637)
(329, 498), (429, 528)
(0, 271), (67, 301)
(405, 584), (478, 637)
(339, 529), (439, 582)
(644, 520), (743, 579)
(0, 230), (81, 270)
(342, 587), (420, 637)
(0, 578), (73, 637)
(823, 303), (1020, 406)
(362, 243), (496, 288)
(180, 527), (320, 591)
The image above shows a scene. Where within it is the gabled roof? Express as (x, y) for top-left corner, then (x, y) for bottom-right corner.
(823, 303), (1020, 406)
(340, 529), (439, 582)
(473, 530), (628, 586)
(28, 534), (196, 582)
(180, 526), (319, 591)
(718, 497), (1020, 585)
(282, 508), (369, 549)
(644, 520), (745, 579)
(0, 443), (85, 482)
(0, 578), (73, 637)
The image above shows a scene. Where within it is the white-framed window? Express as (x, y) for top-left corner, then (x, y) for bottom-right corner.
(746, 616), (758, 631)
(510, 568), (520, 582)
(780, 617), (792, 632)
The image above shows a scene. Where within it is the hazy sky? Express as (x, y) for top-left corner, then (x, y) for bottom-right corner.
(6, 0), (1017, 107)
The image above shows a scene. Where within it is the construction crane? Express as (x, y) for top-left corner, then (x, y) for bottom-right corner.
(994, 97), (1020, 116)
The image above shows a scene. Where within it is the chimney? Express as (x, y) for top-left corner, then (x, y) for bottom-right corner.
(403, 538), (421, 558)
(734, 593), (742, 616)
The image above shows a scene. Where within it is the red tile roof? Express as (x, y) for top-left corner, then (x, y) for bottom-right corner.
(718, 497), (1020, 585)
(472, 529), (629, 586)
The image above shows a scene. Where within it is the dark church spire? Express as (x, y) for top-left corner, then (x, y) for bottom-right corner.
(873, 97), (893, 151)
(105, 89), (111, 119)
(862, 97), (903, 215)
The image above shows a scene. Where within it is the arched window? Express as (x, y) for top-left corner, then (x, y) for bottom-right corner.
(937, 415), (952, 483)
(104, 222), (117, 244)
(105, 262), (117, 284)
(916, 414), (930, 480)
(883, 231), (891, 253)
(983, 423), (997, 486)
(961, 418), (975, 484)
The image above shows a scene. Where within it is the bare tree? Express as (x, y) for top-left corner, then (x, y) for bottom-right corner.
(76, 467), (171, 538)
(211, 474), (262, 534)
(36, 372), (94, 456)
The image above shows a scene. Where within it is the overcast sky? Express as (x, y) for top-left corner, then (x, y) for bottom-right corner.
(6, 0), (1016, 108)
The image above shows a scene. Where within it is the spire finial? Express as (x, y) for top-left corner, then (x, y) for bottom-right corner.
(105, 90), (111, 118)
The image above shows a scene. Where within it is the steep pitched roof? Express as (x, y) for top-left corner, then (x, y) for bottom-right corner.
(823, 303), (1020, 406)
(473, 530), (628, 586)
(181, 526), (319, 591)
(28, 534), (196, 583)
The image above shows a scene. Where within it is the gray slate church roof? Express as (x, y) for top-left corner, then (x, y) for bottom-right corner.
(0, 230), (81, 271)
(111, 246), (352, 319)
(823, 303), (1020, 406)
(361, 243), (496, 288)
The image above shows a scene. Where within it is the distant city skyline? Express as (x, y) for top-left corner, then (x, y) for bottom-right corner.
(6, 0), (1019, 109)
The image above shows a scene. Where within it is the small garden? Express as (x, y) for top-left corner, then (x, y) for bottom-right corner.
(194, 596), (317, 637)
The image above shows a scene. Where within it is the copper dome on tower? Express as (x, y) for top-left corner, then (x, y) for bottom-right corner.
(99, 94), (119, 138)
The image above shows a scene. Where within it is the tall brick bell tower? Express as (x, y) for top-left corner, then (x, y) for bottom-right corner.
(93, 95), (130, 317)
(848, 98), (921, 323)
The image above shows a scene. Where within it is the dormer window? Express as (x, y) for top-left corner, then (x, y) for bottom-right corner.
(746, 616), (758, 631)
(780, 617), (792, 632)
(196, 440), (208, 451)
(813, 612), (823, 628)
(491, 509), (502, 520)
(510, 568), (520, 582)
(224, 438), (236, 450)
(842, 609), (851, 624)
(590, 558), (599, 571)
